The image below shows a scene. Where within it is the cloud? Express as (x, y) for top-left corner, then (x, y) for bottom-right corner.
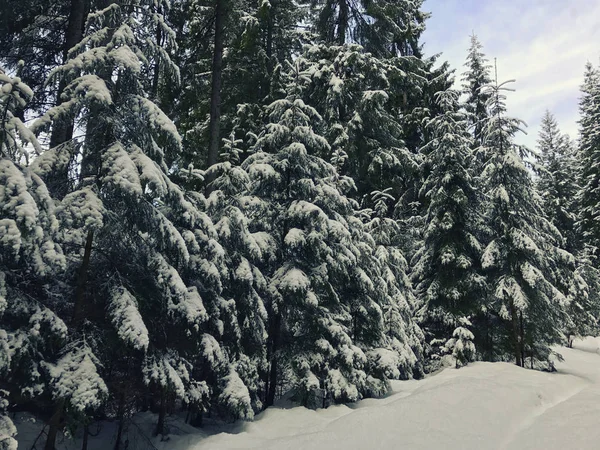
(422, 0), (600, 148)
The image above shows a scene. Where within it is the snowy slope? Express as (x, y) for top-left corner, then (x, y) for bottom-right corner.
(170, 338), (600, 450)
(13, 338), (600, 450)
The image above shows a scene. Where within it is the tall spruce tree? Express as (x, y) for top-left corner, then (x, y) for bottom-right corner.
(297, 44), (418, 201)
(412, 89), (486, 347)
(461, 34), (492, 151)
(480, 77), (571, 368)
(244, 61), (422, 405)
(536, 110), (580, 253)
(29, 0), (252, 439)
(577, 62), (600, 258)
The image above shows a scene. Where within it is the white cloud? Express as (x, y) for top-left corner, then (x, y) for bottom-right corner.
(423, 0), (600, 148)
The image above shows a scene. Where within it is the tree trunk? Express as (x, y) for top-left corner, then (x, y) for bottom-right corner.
(50, 0), (88, 148)
(154, 390), (167, 436)
(337, 0), (349, 45)
(519, 312), (525, 366)
(206, 0), (225, 183)
(81, 424), (89, 450)
(113, 392), (125, 450)
(44, 400), (65, 450)
(263, 3), (274, 98)
(73, 229), (94, 324)
(509, 299), (522, 367)
(190, 410), (203, 428)
(265, 312), (281, 407)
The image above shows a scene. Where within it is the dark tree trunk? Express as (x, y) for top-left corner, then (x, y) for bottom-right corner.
(265, 312), (281, 407)
(44, 400), (65, 450)
(190, 410), (203, 428)
(206, 0), (226, 184)
(81, 425), (89, 450)
(151, 5), (163, 100)
(337, 0), (348, 45)
(154, 390), (167, 436)
(263, 3), (274, 98)
(72, 229), (94, 324)
(519, 312), (525, 366)
(113, 392), (125, 450)
(509, 299), (522, 367)
(50, 0), (88, 148)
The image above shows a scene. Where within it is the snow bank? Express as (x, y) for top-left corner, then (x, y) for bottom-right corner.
(12, 341), (600, 450)
(172, 343), (600, 450)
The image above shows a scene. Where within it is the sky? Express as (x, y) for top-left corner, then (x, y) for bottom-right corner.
(421, 0), (600, 148)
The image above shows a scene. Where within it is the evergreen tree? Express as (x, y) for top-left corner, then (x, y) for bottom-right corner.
(203, 142), (273, 412)
(366, 189), (425, 378)
(411, 89), (486, 358)
(1, 66), (108, 450)
(245, 61), (422, 405)
(480, 78), (571, 368)
(30, 0), (249, 438)
(444, 318), (475, 368)
(461, 34), (492, 149)
(536, 110), (579, 253)
(297, 44), (417, 201)
(577, 62), (600, 258)
(359, 0), (428, 58)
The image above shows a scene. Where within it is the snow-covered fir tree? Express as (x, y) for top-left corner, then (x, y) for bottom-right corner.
(577, 62), (600, 258)
(536, 110), (580, 253)
(29, 0), (248, 440)
(243, 61), (422, 405)
(412, 89), (486, 355)
(461, 33), (492, 149)
(202, 139), (273, 414)
(448, 320), (476, 368)
(365, 189), (425, 378)
(0, 67), (106, 450)
(480, 78), (572, 368)
(296, 44), (418, 205)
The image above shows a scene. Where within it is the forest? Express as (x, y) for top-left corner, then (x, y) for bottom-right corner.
(1, 0), (600, 449)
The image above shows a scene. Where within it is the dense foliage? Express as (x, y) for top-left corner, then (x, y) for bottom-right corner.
(1, 0), (599, 447)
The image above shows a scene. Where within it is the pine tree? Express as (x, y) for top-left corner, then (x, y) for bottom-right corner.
(577, 62), (600, 258)
(295, 44), (418, 202)
(480, 77), (571, 368)
(536, 110), (579, 253)
(245, 61), (421, 405)
(1, 67), (107, 450)
(366, 189), (425, 378)
(411, 89), (486, 358)
(461, 33), (492, 150)
(448, 320), (475, 368)
(358, 0), (428, 58)
(203, 141), (272, 412)
(29, 0), (246, 437)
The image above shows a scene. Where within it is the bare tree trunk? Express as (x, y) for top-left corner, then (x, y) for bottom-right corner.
(206, 0), (226, 187)
(50, 0), (88, 148)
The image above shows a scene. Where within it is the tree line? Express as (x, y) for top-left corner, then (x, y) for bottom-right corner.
(1, 1), (599, 449)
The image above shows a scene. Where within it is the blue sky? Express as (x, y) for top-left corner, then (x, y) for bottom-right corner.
(422, 0), (600, 148)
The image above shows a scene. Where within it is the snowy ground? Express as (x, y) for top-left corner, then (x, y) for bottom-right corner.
(13, 337), (600, 450)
